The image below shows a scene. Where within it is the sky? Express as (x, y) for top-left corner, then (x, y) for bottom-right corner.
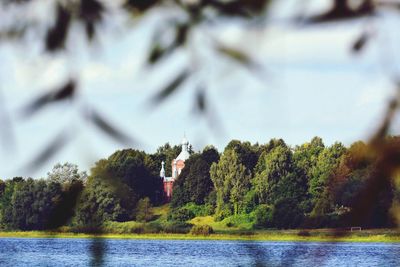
(0, 0), (399, 179)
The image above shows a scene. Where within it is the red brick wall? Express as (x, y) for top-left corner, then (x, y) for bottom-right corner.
(164, 160), (186, 202)
(163, 180), (174, 202)
(176, 160), (185, 171)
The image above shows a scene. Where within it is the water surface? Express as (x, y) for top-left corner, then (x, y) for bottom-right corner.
(0, 238), (399, 266)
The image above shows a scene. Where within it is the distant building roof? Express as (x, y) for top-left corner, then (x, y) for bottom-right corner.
(176, 136), (190, 161)
(164, 177), (173, 182)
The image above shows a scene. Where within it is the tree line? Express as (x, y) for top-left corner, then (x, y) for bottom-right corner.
(171, 137), (398, 229)
(0, 137), (398, 231)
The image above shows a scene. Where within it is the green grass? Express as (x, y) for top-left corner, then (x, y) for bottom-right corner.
(1, 229), (400, 242)
(151, 204), (170, 217)
(189, 214), (254, 232)
(2, 208), (400, 242)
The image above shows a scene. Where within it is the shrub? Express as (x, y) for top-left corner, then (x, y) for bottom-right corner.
(221, 214), (255, 230)
(168, 207), (195, 222)
(182, 203), (208, 217)
(236, 230), (254, 236)
(70, 225), (103, 234)
(204, 203), (215, 216)
(214, 204), (232, 221)
(272, 198), (304, 229)
(130, 225), (144, 234)
(190, 225), (214, 236)
(163, 222), (193, 234)
(144, 221), (163, 233)
(101, 221), (146, 234)
(253, 204), (273, 228)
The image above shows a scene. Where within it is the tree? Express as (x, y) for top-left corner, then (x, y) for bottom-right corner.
(293, 137), (325, 178)
(75, 148), (164, 226)
(201, 145), (220, 166)
(309, 142), (347, 216)
(49, 178), (84, 228)
(75, 178), (128, 226)
(0, 177), (24, 228)
(225, 140), (259, 175)
(210, 149), (249, 218)
(9, 178), (63, 230)
(0, 179), (4, 198)
(293, 137), (325, 212)
(75, 159), (135, 225)
(171, 146), (219, 208)
(331, 141), (372, 207)
(136, 197), (153, 222)
(47, 162), (88, 185)
(170, 157), (193, 208)
(330, 141), (394, 228)
(253, 144), (298, 204)
(272, 198), (304, 229)
(187, 158), (215, 205)
(107, 149), (164, 205)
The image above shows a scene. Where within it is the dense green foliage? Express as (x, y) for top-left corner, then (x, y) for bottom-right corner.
(0, 176), (84, 230)
(75, 149), (164, 226)
(136, 197), (153, 222)
(171, 146), (219, 207)
(1, 138), (399, 231)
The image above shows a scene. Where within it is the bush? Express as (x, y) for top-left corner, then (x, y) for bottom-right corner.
(144, 221), (163, 233)
(70, 225), (103, 234)
(190, 225), (214, 236)
(214, 204), (232, 221)
(162, 222), (193, 234)
(204, 203), (215, 216)
(253, 204), (273, 228)
(221, 214), (255, 230)
(182, 203), (208, 217)
(272, 198), (304, 229)
(168, 207), (195, 222)
(130, 225), (144, 234)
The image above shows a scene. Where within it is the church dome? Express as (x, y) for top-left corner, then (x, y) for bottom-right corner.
(176, 150), (190, 161)
(176, 135), (190, 161)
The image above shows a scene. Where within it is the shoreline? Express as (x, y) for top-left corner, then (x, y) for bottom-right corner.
(1, 230), (400, 243)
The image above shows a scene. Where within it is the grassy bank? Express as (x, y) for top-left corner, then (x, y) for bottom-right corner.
(2, 206), (399, 242)
(1, 229), (400, 242)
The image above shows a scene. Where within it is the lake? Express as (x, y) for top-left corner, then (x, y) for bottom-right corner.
(0, 238), (399, 266)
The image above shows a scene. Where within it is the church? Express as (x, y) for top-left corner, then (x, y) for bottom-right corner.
(159, 136), (191, 201)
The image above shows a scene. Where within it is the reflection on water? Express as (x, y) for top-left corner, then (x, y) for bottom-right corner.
(90, 238), (106, 267)
(1, 238), (400, 267)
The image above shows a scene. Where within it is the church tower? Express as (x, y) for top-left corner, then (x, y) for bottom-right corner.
(160, 135), (191, 202)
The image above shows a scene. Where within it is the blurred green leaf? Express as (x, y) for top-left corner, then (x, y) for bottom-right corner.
(352, 32), (369, 54)
(45, 4), (71, 52)
(150, 70), (190, 105)
(217, 45), (253, 66)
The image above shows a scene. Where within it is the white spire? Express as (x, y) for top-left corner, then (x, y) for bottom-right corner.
(181, 132), (189, 146)
(160, 161), (165, 178)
